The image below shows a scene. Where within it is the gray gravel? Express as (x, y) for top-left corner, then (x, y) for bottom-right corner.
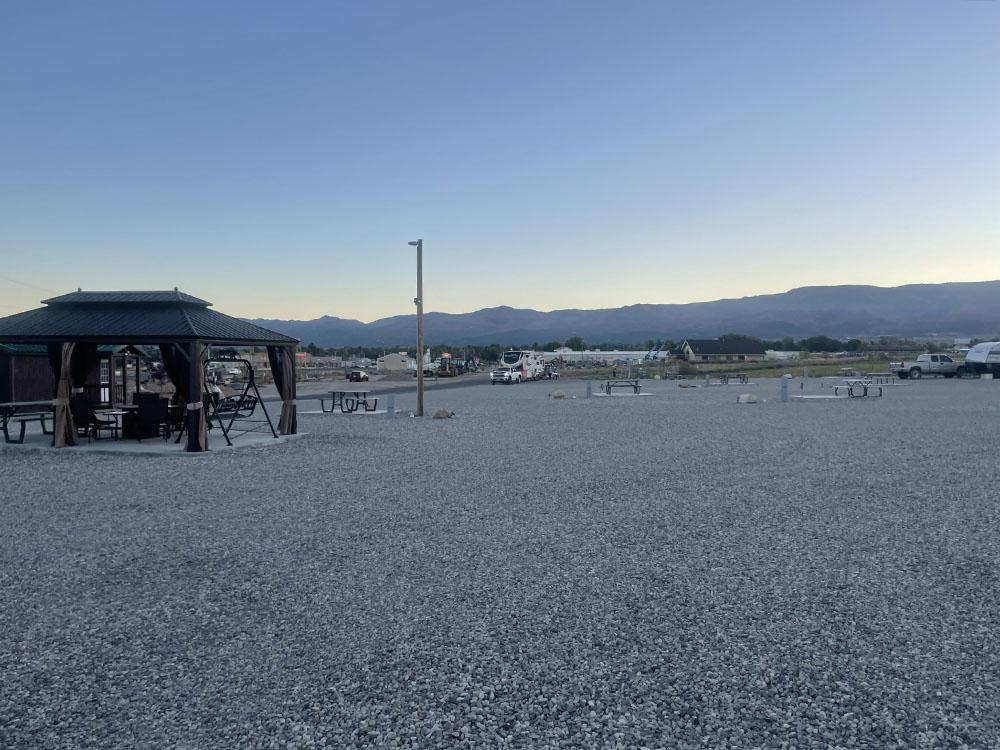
(2, 378), (999, 748)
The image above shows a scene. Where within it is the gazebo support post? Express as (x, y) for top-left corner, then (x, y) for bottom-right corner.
(266, 344), (297, 435)
(185, 341), (207, 452)
(53, 341), (77, 448)
(284, 343), (297, 435)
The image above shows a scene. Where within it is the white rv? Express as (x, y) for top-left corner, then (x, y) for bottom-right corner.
(499, 350), (545, 381)
(963, 341), (1000, 377)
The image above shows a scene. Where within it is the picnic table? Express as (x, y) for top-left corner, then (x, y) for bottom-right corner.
(865, 372), (896, 385)
(719, 372), (749, 385)
(321, 390), (379, 414)
(1, 400), (54, 444)
(602, 379), (641, 395)
(833, 378), (883, 398)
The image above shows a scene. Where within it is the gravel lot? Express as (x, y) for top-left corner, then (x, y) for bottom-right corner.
(2, 378), (999, 748)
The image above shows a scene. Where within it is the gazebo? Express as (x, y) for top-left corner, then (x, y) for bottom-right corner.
(0, 289), (299, 452)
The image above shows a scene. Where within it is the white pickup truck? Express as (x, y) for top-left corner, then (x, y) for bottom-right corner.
(890, 354), (965, 380)
(490, 366), (522, 384)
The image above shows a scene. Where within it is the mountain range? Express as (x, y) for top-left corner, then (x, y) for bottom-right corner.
(249, 281), (1000, 347)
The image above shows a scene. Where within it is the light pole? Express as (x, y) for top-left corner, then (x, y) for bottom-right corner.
(408, 239), (424, 416)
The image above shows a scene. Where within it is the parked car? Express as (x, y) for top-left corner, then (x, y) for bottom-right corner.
(490, 366), (521, 384)
(890, 354), (964, 379)
(347, 369), (369, 382)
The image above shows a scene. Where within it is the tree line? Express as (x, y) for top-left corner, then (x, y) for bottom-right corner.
(303, 333), (962, 361)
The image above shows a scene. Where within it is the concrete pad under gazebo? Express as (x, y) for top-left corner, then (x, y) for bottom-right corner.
(0, 289), (299, 452)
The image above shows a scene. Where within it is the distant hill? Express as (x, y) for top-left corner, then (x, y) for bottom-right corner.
(249, 281), (1000, 347)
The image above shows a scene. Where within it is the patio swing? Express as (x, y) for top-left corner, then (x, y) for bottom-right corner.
(172, 352), (278, 446)
(203, 353), (278, 444)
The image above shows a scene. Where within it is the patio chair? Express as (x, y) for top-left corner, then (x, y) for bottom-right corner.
(125, 393), (171, 442)
(70, 396), (118, 442)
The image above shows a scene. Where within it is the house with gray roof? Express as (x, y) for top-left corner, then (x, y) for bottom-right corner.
(680, 338), (766, 363)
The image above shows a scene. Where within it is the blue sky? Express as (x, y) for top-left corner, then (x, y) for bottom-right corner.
(1, 1), (998, 320)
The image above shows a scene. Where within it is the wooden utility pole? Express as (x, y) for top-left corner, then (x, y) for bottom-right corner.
(409, 239), (424, 416)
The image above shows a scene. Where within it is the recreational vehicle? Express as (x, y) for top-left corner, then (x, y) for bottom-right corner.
(963, 341), (1000, 377)
(499, 350), (545, 381)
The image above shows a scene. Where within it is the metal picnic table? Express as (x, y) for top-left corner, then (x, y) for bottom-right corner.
(865, 372), (896, 385)
(321, 390), (379, 414)
(833, 378), (883, 398)
(1, 400), (54, 443)
(602, 379), (641, 395)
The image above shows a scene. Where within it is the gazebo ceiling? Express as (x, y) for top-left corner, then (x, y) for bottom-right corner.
(0, 290), (297, 346)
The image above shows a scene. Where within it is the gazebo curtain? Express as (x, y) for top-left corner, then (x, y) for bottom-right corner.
(158, 342), (208, 452)
(267, 345), (297, 435)
(45, 342), (100, 394)
(46, 345), (62, 393)
(159, 343), (190, 407)
(69, 343), (100, 394)
(52, 342), (77, 448)
(45, 341), (99, 447)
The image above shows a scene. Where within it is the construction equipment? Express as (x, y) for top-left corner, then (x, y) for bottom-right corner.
(643, 342), (664, 362)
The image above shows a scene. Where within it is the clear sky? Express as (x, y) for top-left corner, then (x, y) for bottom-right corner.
(1, 1), (998, 321)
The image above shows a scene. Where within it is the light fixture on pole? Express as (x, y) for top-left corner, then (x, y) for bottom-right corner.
(408, 239), (424, 417)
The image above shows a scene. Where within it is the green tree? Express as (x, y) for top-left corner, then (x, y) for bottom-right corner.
(479, 344), (502, 364)
(798, 335), (845, 353)
(564, 336), (587, 351)
(541, 340), (563, 351)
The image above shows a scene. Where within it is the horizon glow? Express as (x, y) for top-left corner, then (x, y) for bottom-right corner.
(2, 1), (998, 321)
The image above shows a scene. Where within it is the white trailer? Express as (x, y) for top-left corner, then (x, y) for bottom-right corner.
(499, 350), (545, 381)
(964, 341), (1000, 377)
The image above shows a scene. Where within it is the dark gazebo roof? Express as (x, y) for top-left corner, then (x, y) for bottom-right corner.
(42, 289), (211, 305)
(0, 290), (298, 346)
